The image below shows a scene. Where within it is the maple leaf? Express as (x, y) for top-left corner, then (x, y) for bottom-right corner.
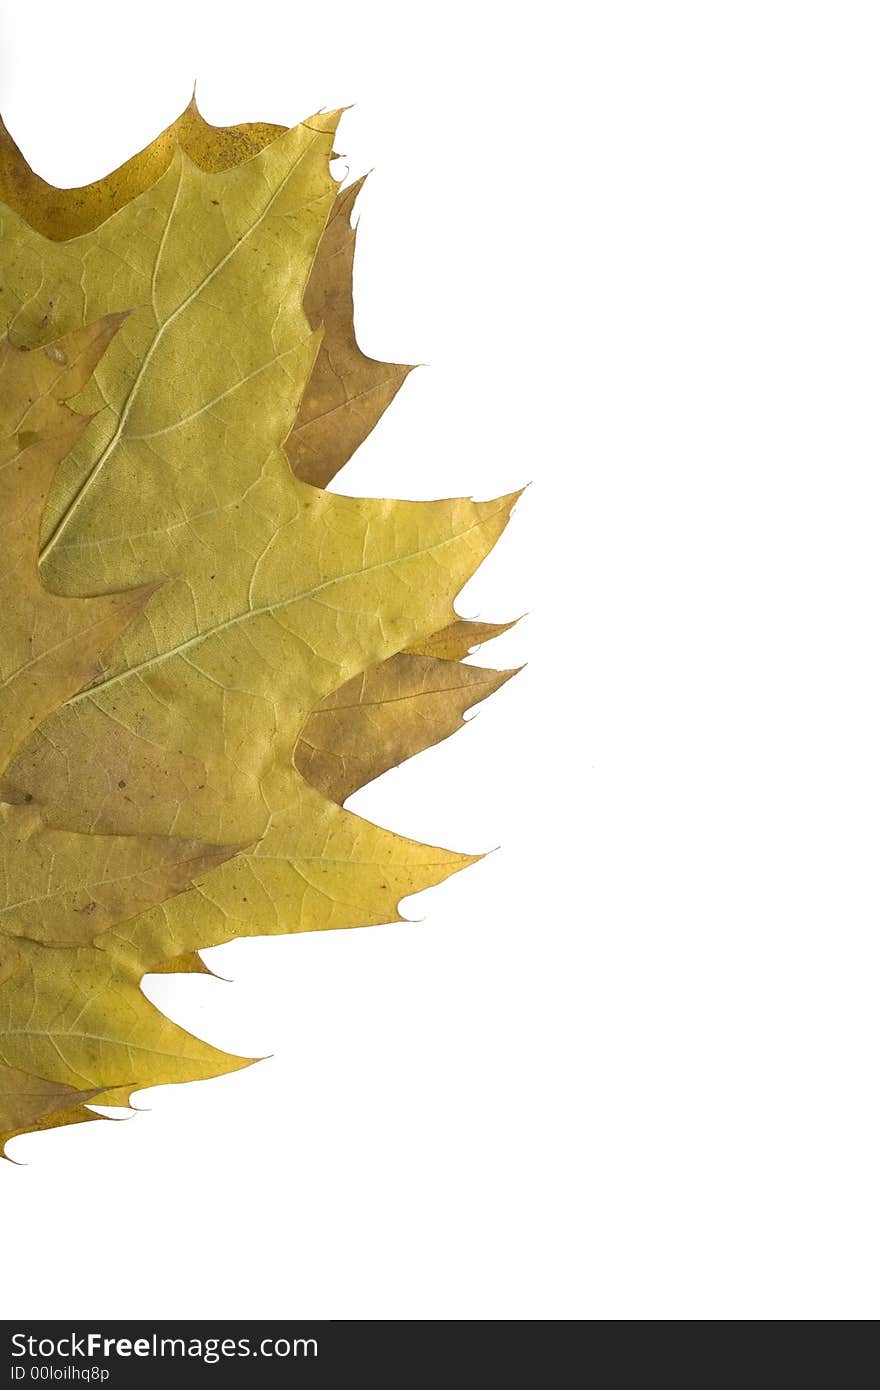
(0, 106), (520, 1147)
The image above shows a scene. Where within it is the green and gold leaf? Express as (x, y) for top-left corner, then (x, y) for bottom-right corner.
(0, 104), (520, 1151)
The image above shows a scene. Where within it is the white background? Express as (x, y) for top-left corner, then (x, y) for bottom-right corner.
(1, 0), (879, 1321)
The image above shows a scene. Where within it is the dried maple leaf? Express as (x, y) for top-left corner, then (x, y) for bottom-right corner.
(0, 106), (521, 1149)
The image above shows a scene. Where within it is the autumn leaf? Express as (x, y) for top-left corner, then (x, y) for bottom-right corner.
(0, 100), (512, 756)
(0, 803), (234, 949)
(0, 321), (247, 1153)
(0, 102), (406, 493)
(0, 1067), (105, 1153)
(294, 654), (517, 804)
(0, 98), (286, 240)
(405, 617), (519, 661)
(0, 111), (517, 849)
(0, 316), (151, 770)
(159, 644), (519, 978)
(285, 176), (414, 487)
(0, 105), (520, 1151)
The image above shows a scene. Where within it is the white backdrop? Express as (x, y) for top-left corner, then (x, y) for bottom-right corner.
(1, 0), (879, 1322)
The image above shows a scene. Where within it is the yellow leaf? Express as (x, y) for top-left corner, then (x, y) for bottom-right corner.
(0, 109), (520, 1145)
(1, 1084), (107, 1160)
(0, 101), (506, 665)
(149, 951), (213, 976)
(0, 1065), (103, 1147)
(0, 116), (340, 563)
(0, 317), (246, 1145)
(0, 98), (285, 241)
(106, 780), (479, 966)
(153, 650), (518, 979)
(295, 654), (517, 803)
(5, 485), (517, 842)
(0, 936), (250, 1097)
(0, 317), (152, 771)
(285, 178), (413, 487)
(0, 102), (406, 494)
(0, 803), (234, 947)
(405, 617), (519, 661)
(1, 101), (512, 752)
